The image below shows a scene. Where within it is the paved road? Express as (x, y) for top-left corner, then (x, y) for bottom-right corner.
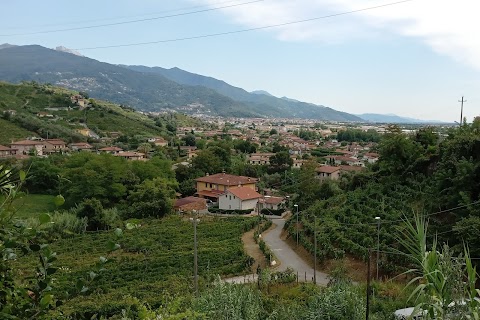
(263, 218), (330, 285)
(225, 218), (330, 286)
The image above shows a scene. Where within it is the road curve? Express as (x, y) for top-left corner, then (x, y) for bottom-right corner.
(263, 218), (330, 286)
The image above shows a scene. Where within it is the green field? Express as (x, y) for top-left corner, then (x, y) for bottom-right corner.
(14, 215), (256, 317)
(10, 193), (57, 219)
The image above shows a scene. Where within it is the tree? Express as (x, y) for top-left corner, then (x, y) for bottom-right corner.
(182, 134), (196, 147)
(269, 128), (278, 135)
(125, 178), (177, 219)
(269, 151), (293, 173)
(62, 153), (129, 207)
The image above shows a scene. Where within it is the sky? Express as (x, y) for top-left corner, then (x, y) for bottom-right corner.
(1, 0), (479, 122)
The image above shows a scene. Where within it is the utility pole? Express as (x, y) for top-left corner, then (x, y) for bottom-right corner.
(294, 204), (299, 246)
(314, 215), (317, 285)
(375, 216), (381, 281)
(459, 96), (467, 125)
(366, 248), (371, 320)
(190, 211), (200, 296)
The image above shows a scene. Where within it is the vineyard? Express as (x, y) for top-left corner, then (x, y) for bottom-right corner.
(13, 215), (256, 317)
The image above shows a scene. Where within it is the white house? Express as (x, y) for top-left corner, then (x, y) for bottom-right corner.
(258, 196), (285, 211)
(218, 186), (262, 211)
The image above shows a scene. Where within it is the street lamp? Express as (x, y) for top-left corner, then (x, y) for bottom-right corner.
(375, 216), (381, 281)
(190, 210), (200, 295)
(294, 204), (299, 246)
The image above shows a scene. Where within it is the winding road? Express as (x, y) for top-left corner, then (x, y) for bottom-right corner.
(225, 218), (330, 285)
(263, 218), (329, 285)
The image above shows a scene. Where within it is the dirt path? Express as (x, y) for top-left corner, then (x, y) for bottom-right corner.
(241, 226), (267, 272)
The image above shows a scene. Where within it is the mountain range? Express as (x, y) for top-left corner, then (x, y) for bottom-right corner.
(358, 113), (445, 124)
(0, 44), (362, 121)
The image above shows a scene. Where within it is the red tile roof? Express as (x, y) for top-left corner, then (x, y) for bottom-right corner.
(260, 196), (284, 205)
(10, 140), (43, 146)
(226, 186), (262, 201)
(45, 139), (66, 145)
(196, 189), (225, 199)
(99, 146), (123, 151)
(315, 165), (341, 174)
(195, 173), (258, 186)
(174, 196), (206, 208)
(0, 145), (14, 151)
(70, 142), (93, 148)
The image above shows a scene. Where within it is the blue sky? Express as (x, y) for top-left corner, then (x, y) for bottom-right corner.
(1, 0), (479, 122)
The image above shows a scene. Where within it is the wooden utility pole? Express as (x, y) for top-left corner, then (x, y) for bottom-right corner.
(459, 96), (467, 125)
(190, 212), (200, 296)
(366, 249), (371, 320)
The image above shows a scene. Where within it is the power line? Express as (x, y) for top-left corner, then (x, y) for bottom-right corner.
(74, 0), (418, 51)
(1, 0), (254, 31)
(0, 0), (265, 37)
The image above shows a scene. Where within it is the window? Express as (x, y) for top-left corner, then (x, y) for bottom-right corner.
(229, 195), (231, 200)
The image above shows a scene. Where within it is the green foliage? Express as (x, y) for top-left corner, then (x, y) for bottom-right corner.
(336, 128), (381, 143)
(124, 178), (177, 219)
(268, 151), (293, 173)
(0, 82), (178, 143)
(193, 279), (263, 319)
(24, 210), (88, 238)
(287, 121), (480, 275)
(14, 216), (255, 318)
(305, 282), (366, 319)
(398, 213), (480, 319)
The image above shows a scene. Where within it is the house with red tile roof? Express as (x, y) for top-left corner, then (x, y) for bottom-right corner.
(70, 142), (94, 152)
(195, 173), (258, 202)
(114, 151), (145, 161)
(98, 146), (123, 154)
(315, 165), (341, 181)
(258, 196), (285, 211)
(10, 140), (44, 156)
(43, 139), (68, 154)
(218, 186), (262, 211)
(0, 145), (16, 158)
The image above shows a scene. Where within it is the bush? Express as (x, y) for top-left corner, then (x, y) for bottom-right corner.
(261, 208), (284, 216)
(208, 208), (253, 215)
(73, 199), (121, 230)
(24, 210), (88, 238)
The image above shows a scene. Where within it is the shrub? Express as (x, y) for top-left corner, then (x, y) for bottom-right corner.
(23, 210), (88, 238)
(261, 208), (284, 216)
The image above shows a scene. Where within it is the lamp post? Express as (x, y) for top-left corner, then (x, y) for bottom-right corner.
(190, 210), (200, 295)
(294, 204), (299, 246)
(314, 215), (317, 285)
(375, 216), (381, 281)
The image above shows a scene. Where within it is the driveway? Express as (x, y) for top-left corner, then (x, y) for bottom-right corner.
(263, 218), (330, 286)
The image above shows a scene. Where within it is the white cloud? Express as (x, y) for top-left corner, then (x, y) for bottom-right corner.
(196, 0), (480, 69)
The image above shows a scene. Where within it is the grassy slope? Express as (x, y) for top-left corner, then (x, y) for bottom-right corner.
(14, 215), (255, 317)
(0, 82), (171, 142)
(11, 194), (57, 219)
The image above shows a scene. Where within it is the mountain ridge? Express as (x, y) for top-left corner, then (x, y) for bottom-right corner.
(358, 113), (445, 124)
(124, 65), (362, 122)
(0, 44), (361, 121)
